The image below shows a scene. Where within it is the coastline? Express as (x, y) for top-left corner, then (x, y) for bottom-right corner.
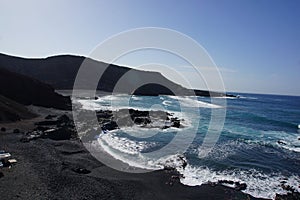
(0, 106), (261, 200)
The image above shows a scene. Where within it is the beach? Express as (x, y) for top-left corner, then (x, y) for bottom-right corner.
(0, 107), (260, 200)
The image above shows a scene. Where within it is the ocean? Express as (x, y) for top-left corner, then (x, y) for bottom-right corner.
(77, 93), (300, 199)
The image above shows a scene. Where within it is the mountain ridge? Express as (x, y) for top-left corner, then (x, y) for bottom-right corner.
(0, 53), (233, 97)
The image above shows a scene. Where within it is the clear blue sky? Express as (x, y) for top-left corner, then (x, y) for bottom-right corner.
(1, 0), (299, 95)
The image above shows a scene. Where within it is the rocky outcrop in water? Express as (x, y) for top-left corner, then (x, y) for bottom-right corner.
(97, 109), (184, 132)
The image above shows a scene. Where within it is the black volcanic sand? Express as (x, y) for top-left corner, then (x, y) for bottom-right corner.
(0, 109), (264, 200)
(0, 95), (37, 122)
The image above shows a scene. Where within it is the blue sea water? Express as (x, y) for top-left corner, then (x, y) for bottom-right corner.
(78, 93), (300, 199)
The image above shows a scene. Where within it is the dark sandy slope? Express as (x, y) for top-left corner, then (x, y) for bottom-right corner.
(0, 128), (260, 200)
(0, 94), (37, 122)
(0, 68), (71, 111)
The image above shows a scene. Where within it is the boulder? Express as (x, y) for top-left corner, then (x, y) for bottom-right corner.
(102, 121), (118, 131)
(45, 114), (56, 120)
(72, 167), (91, 174)
(35, 120), (58, 126)
(13, 129), (20, 133)
(218, 180), (234, 185)
(235, 182), (247, 191)
(57, 114), (70, 124)
(20, 137), (30, 143)
(97, 110), (113, 119)
(44, 127), (74, 140)
(277, 140), (287, 145)
(171, 118), (181, 128)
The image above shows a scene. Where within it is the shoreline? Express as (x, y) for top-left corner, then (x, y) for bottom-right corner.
(0, 133), (260, 200)
(0, 106), (262, 200)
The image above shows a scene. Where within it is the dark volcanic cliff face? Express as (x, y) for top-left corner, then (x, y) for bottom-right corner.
(0, 68), (71, 110)
(0, 53), (230, 97)
(0, 53), (190, 95)
(0, 54), (85, 90)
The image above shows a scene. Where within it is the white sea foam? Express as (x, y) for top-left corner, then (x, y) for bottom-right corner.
(76, 99), (140, 111)
(212, 96), (237, 99)
(96, 128), (300, 199)
(168, 96), (223, 108)
(260, 130), (300, 153)
(281, 145), (300, 153)
(96, 137), (160, 170)
(178, 165), (300, 199)
(75, 96), (194, 130)
(96, 132), (188, 170)
(238, 96), (258, 100)
(99, 132), (155, 155)
(154, 153), (187, 169)
(130, 95), (142, 100)
(76, 99), (108, 110)
(162, 100), (173, 106)
(223, 127), (300, 154)
(202, 140), (255, 160)
(97, 131), (300, 199)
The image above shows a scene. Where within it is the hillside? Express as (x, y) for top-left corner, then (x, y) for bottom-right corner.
(0, 68), (71, 110)
(0, 95), (37, 122)
(0, 53), (229, 97)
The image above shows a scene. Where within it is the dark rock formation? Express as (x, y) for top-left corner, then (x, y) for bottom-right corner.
(35, 121), (59, 126)
(43, 127), (74, 141)
(275, 191), (300, 200)
(218, 180), (234, 185)
(72, 167), (91, 174)
(235, 182), (247, 191)
(23, 114), (76, 142)
(102, 121), (118, 131)
(45, 114), (57, 120)
(277, 140), (287, 145)
(0, 68), (71, 110)
(97, 109), (184, 132)
(35, 115), (72, 127)
(13, 129), (20, 133)
(57, 115), (71, 125)
(218, 180), (247, 191)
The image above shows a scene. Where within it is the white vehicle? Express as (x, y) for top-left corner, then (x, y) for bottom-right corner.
(0, 150), (11, 160)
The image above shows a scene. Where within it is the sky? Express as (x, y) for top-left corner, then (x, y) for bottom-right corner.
(1, 0), (300, 95)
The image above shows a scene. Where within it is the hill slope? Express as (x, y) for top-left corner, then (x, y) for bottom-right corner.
(0, 53), (229, 97)
(0, 94), (37, 122)
(0, 68), (71, 110)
